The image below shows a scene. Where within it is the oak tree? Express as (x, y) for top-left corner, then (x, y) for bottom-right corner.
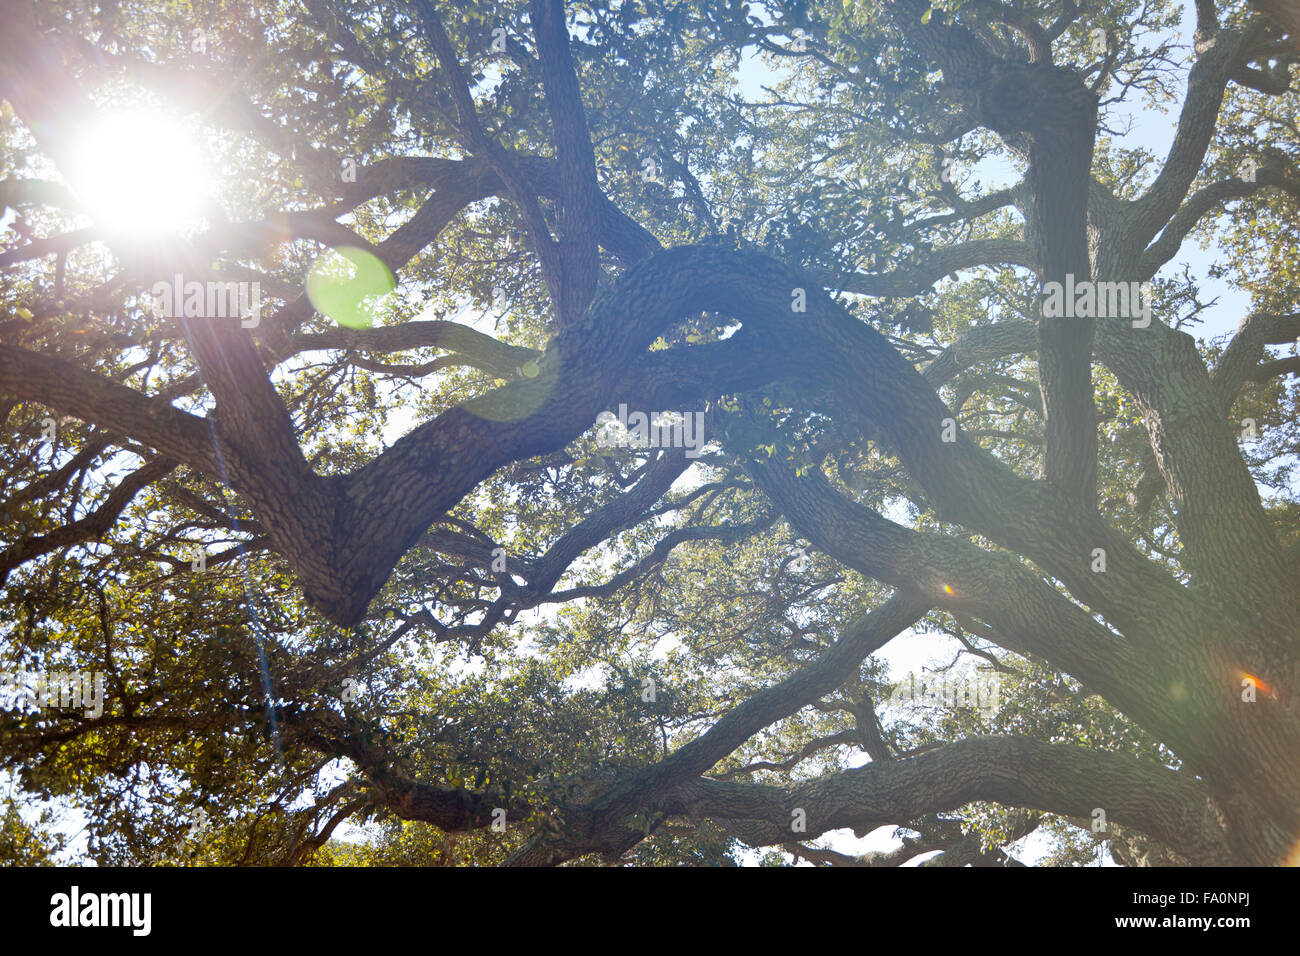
(1, 0), (1298, 866)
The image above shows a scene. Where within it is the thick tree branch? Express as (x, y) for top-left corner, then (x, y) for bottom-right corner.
(662, 738), (1226, 865)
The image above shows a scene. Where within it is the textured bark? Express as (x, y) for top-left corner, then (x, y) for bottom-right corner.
(658, 737), (1232, 866)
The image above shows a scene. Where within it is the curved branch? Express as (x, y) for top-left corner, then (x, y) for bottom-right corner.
(1125, 24), (1267, 251)
(664, 737), (1228, 865)
(1141, 163), (1300, 275)
(816, 238), (1035, 298)
(0, 345), (222, 474)
(0, 457), (177, 582)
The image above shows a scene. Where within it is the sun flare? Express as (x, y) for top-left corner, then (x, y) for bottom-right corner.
(68, 109), (211, 236)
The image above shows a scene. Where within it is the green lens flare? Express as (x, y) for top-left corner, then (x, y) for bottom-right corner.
(305, 246), (395, 329)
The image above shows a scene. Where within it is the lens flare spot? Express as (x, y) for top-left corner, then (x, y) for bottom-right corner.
(1285, 837), (1300, 866)
(1240, 672), (1273, 697)
(305, 246), (395, 329)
